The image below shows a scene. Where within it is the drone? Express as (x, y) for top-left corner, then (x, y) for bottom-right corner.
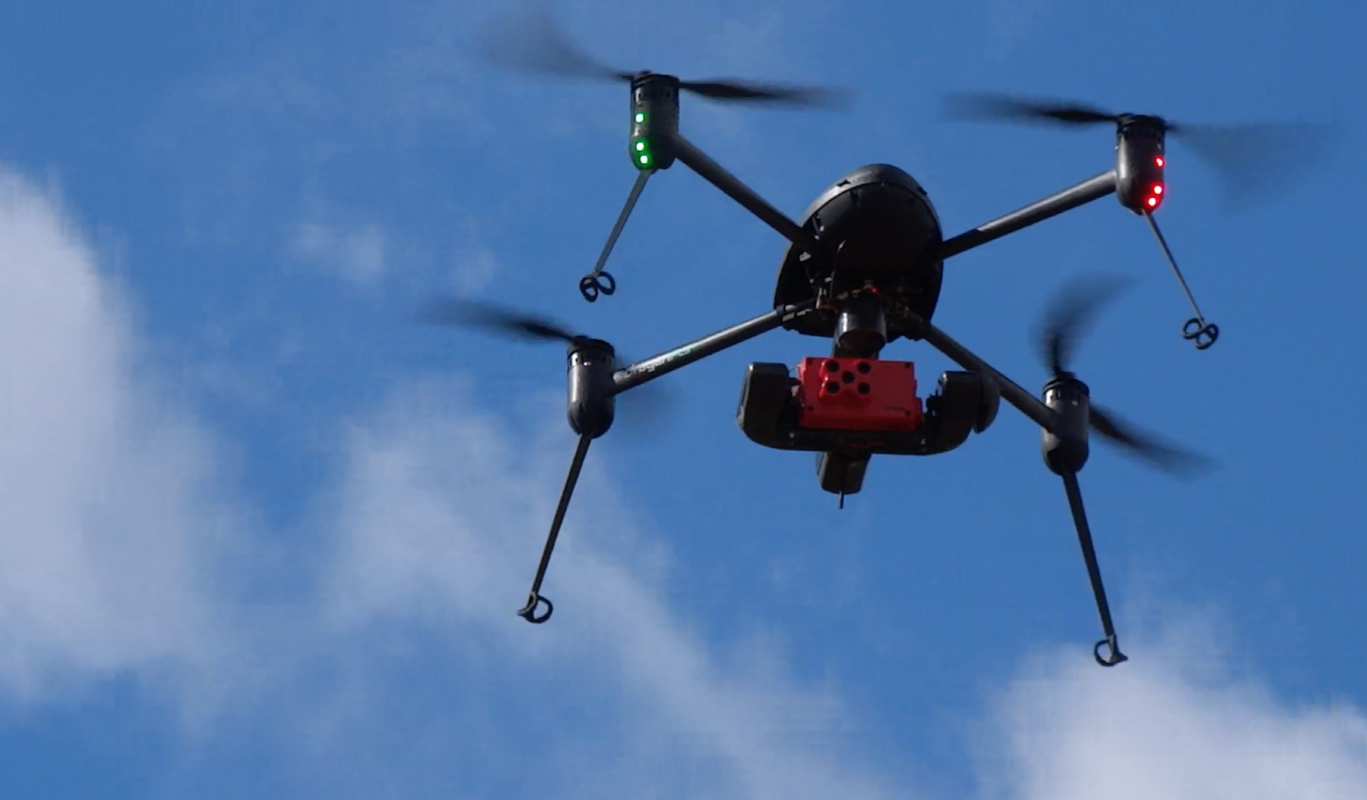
(433, 8), (1323, 666)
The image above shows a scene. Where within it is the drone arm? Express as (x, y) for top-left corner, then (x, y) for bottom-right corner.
(910, 314), (1059, 434)
(668, 132), (826, 260)
(1062, 472), (1128, 667)
(933, 170), (1117, 261)
(613, 299), (818, 393)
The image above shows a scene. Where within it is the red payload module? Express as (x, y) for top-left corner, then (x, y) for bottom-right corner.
(795, 357), (923, 431)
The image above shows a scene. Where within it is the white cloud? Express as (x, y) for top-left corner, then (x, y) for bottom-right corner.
(291, 220), (388, 286)
(974, 623), (1367, 800)
(0, 167), (235, 704)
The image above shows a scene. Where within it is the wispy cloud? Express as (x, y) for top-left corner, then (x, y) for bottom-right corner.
(291, 221), (388, 286)
(974, 621), (1367, 800)
(0, 167), (237, 705)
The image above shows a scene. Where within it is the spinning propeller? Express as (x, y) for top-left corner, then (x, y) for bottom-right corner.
(418, 297), (677, 433)
(420, 298), (598, 348)
(946, 93), (1335, 205)
(480, 3), (851, 108)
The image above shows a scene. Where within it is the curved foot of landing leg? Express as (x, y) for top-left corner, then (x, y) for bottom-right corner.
(1094, 634), (1129, 667)
(518, 592), (554, 624)
(1182, 317), (1219, 350)
(579, 271), (616, 302)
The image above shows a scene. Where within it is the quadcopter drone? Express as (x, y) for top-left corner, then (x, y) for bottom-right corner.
(433, 9), (1323, 666)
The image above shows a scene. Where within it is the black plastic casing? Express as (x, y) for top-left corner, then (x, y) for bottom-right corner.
(773, 164), (945, 342)
(1115, 116), (1167, 214)
(567, 340), (617, 438)
(1041, 374), (1090, 475)
(629, 74), (680, 171)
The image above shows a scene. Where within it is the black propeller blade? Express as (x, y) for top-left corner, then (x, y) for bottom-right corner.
(1037, 275), (1210, 476)
(1166, 121), (1337, 207)
(417, 298), (583, 345)
(1040, 274), (1130, 377)
(416, 297), (674, 435)
(480, 3), (850, 108)
(946, 92), (1335, 205)
(947, 94), (1121, 126)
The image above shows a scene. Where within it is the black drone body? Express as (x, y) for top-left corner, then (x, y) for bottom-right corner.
(773, 163), (946, 342)
(446, 7), (1327, 666)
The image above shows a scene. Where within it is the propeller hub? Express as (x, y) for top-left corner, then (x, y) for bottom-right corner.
(1116, 113), (1168, 134)
(568, 336), (616, 359)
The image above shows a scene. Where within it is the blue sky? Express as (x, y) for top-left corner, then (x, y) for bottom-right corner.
(1, 0), (1366, 797)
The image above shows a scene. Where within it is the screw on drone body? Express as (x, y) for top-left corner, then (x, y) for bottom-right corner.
(1143, 211), (1218, 350)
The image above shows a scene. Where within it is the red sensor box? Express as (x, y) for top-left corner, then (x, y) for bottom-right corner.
(795, 357), (923, 431)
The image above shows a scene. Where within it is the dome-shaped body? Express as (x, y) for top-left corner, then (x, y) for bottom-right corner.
(774, 164), (944, 342)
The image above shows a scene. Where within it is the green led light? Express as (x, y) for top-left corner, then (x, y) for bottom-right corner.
(638, 154), (651, 165)
(635, 141), (646, 152)
(634, 111), (646, 124)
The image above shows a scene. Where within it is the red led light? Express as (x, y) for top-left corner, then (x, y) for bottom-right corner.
(1147, 197), (1159, 208)
(1152, 184), (1164, 195)
(1155, 156), (1165, 168)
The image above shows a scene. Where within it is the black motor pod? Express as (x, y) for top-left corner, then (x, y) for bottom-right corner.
(567, 339), (617, 438)
(630, 74), (680, 171)
(1115, 115), (1167, 214)
(1041, 374), (1090, 475)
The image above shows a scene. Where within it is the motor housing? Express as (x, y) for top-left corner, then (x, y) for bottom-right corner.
(567, 339), (617, 439)
(1041, 374), (1090, 475)
(629, 74), (680, 171)
(1115, 115), (1166, 214)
